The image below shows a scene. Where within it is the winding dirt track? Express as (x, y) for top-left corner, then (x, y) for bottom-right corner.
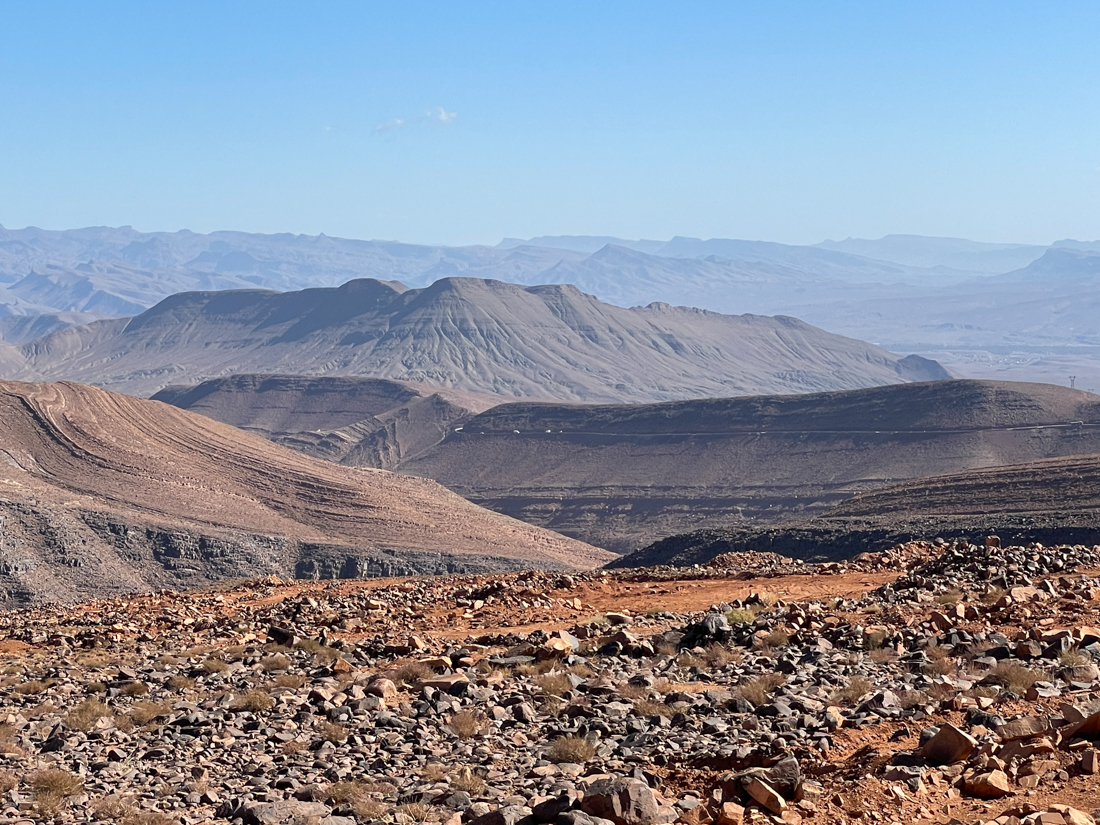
(0, 380), (611, 573)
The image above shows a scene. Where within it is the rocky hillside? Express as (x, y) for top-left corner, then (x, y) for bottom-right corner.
(0, 379), (609, 606)
(1, 542), (1100, 824)
(8, 277), (949, 400)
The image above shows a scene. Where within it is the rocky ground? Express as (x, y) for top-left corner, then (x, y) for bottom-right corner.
(2, 540), (1100, 825)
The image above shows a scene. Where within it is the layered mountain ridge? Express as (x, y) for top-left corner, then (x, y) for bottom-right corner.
(5, 277), (948, 401)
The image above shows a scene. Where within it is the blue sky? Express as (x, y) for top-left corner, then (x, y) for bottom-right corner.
(1, 2), (1097, 246)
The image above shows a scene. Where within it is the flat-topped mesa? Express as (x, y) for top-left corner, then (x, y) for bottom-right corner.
(13, 276), (948, 399)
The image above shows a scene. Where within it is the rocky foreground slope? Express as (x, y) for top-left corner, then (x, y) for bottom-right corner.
(2, 540), (1100, 824)
(0, 380), (608, 607)
(7, 277), (948, 400)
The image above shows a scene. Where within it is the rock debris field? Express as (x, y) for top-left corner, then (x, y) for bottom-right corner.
(3, 540), (1100, 825)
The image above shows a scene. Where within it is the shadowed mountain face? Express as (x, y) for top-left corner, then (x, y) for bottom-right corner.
(159, 377), (1100, 552)
(0, 379), (609, 606)
(11, 277), (948, 400)
(152, 374), (502, 469)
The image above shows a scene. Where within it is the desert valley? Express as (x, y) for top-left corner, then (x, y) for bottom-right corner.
(4, 6), (1100, 824)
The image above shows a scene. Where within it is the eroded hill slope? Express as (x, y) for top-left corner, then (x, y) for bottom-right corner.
(0, 380), (609, 606)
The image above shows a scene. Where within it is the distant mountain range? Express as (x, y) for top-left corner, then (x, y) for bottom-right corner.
(4, 277), (947, 400)
(3, 224), (1100, 386)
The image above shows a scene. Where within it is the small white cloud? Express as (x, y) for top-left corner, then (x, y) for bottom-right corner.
(374, 118), (406, 134)
(425, 106), (457, 126)
(373, 107), (456, 135)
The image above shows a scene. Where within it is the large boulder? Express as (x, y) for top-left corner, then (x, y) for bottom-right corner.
(581, 778), (665, 825)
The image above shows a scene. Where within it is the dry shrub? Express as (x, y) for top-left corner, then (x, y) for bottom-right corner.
(634, 699), (674, 718)
(568, 662), (594, 678)
(981, 586), (1007, 605)
(924, 647), (957, 676)
(445, 710), (485, 740)
(281, 739), (309, 754)
(924, 683), (959, 703)
(13, 679), (49, 695)
(935, 589), (964, 605)
(535, 673), (573, 697)
(758, 630), (791, 650)
(0, 770), (16, 793)
(420, 763), (448, 781)
(725, 607), (757, 625)
(261, 654), (292, 672)
(67, 698), (112, 732)
(397, 802), (431, 823)
(736, 673), (785, 707)
(200, 658), (227, 674)
(869, 647), (897, 664)
(830, 676), (873, 707)
(296, 639), (339, 662)
(92, 796), (177, 825)
(233, 689), (273, 713)
(130, 700), (173, 725)
(755, 591), (779, 607)
(991, 661), (1046, 694)
(120, 681), (149, 697)
(154, 654), (180, 668)
(449, 766), (486, 795)
(394, 662), (432, 685)
(676, 652), (706, 670)
(547, 734), (596, 763)
(705, 642), (742, 667)
(319, 721), (348, 742)
(32, 769), (84, 814)
(515, 659), (558, 676)
(616, 683), (649, 700)
(75, 652), (114, 669)
(223, 645), (248, 661)
(326, 781), (386, 819)
(86, 681), (108, 694)
(1060, 648), (1091, 668)
(166, 675), (195, 691)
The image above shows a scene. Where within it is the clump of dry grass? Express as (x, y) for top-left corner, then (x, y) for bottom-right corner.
(676, 652), (706, 670)
(326, 781), (386, 819)
(270, 673), (306, 689)
(86, 680), (108, 694)
(869, 646), (897, 664)
(991, 661), (1047, 694)
(0, 770), (17, 793)
(296, 639), (339, 662)
(449, 766), (486, 795)
(394, 662), (432, 685)
(923, 646), (957, 676)
(567, 662), (594, 678)
(634, 699), (674, 718)
(725, 607), (757, 625)
(166, 675), (195, 692)
(200, 657), (227, 675)
(981, 586), (1007, 605)
(736, 673), (785, 707)
(32, 769), (84, 815)
(154, 654), (180, 668)
(515, 659), (558, 676)
(397, 802), (431, 823)
(616, 683), (649, 700)
(130, 700), (173, 725)
(758, 629), (791, 650)
(704, 643), (742, 667)
(281, 739), (309, 754)
(420, 763), (448, 781)
(318, 721), (347, 743)
(232, 689), (273, 713)
(548, 734), (596, 763)
(67, 698), (112, 732)
(13, 679), (49, 695)
(535, 673), (573, 697)
(91, 795), (177, 825)
(1060, 648), (1091, 668)
(445, 710), (485, 739)
(120, 681), (149, 697)
(830, 676), (873, 707)
(935, 589), (964, 605)
(260, 654), (291, 672)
